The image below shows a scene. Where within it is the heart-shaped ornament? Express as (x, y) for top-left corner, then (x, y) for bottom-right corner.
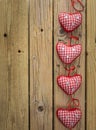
(57, 75), (82, 95)
(56, 108), (82, 129)
(56, 42), (82, 64)
(58, 12), (82, 32)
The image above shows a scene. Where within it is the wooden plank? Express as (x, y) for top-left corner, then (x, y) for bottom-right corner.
(0, 0), (28, 130)
(54, 0), (86, 129)
(87, 0), (96, 129)
(30, 0), (53, 130)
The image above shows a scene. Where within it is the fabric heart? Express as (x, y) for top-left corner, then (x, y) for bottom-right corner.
(57, 75), (82, 95)
(56, 42), (82, 64)
(56, 108), (82, 129)
(58, 12), (82, 32)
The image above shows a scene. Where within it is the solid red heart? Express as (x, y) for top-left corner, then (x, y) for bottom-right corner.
(56, 42), (82, 64)
(58, 12), (82, 32)
(56, 108), (82, 129)
(57, 75), (82, 95)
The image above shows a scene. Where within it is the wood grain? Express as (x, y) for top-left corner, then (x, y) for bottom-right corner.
(0, 0), (28, 130)
(0, 0), (94, 129)
(54, 0), (86, 130)
(30, 0), (53, 130)
(87, 0), (96, 129)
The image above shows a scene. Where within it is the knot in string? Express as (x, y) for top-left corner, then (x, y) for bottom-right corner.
(65, 66), (75, 76)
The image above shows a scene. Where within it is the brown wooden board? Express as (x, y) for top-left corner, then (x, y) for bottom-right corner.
(30, 0), (53, 130)
(0, 0), (28, 130)
(87, 0), (96, 129)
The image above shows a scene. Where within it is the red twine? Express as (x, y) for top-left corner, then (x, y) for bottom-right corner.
(67, 95), (80, 109)
(71, 0), (84, 12)
(65, 66), (75, 76)
(67, 33), (79, 46)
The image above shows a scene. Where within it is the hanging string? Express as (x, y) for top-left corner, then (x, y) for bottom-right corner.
(69, 35), (79, 41)
(67, 95), (80, 109)
(65, 66), (75, 76)
(67, 33), (79, 45)
(68, 32), (72, 46)
(69, 0), (73, 13)
(71, 0), (84, 12)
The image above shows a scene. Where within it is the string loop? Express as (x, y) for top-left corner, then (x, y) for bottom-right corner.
(71, 0), (84, 12)
(67, 96), (80, 109)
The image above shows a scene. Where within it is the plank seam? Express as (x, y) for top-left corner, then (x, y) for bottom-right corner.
(28, 0), (30, 130)
(85, 0), (87, 129)
(52, 0), (54, 130)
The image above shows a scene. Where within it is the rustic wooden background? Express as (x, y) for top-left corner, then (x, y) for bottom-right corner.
(0, 0), (95, 130)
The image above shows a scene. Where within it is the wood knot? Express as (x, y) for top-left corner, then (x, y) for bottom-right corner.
(4, 33), (7, 37)
(38, 106), (44, 112)
(18, 50), (21, 53)
(41, 28), (43, 32)
(59, 27), (64, 34)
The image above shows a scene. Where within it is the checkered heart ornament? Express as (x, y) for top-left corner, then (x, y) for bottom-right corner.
(56, 41), (82, 64)
(57, 74), (82, 95)
(56, 108), (82, 129)
(58, 0), (84, 32)
(58, 12), (82, 32)
(57, 66), (82, 95)
(56, 93), (82, 130)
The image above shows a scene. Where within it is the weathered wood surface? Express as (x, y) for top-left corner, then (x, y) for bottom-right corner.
(0, 0), (28, 130)
(0, 0), (95, 130)
(30, 0), (53, 130)
(87, 0), (96, 129)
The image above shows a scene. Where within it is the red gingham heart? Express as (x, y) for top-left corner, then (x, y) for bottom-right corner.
(57, 75), (82, 95)
(56, 108), (82, 129)
(58, 12), (82, 32)
(56, 42), (82, 64)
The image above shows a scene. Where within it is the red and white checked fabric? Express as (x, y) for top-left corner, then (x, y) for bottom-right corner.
(56, 42), (82, 64)
(57, 75), (82, 95)
(56, 108), (82, 129)
(58, 12), (82, 32)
